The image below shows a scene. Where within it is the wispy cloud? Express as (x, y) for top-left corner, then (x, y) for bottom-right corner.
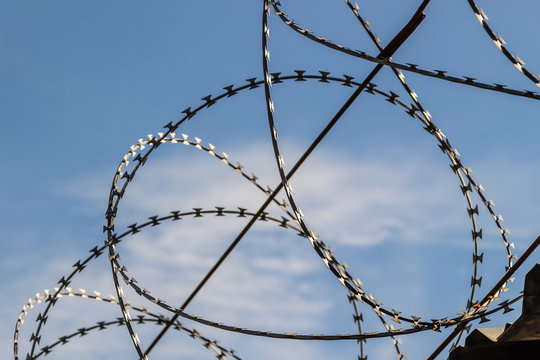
(11, 139), (530, 359)
(68, 139), (469, 246)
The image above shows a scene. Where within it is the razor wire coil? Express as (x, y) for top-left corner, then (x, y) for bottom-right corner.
(14, 1), (539, 359)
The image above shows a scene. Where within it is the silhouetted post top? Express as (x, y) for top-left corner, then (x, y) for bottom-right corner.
(449, 263), (540, 359)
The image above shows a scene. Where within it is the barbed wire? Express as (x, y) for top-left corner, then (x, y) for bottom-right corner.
(466, 0), (540, 87)
(20, 290), (244, 360)
(14, 1), (539, 359)
(271, 1), (540, 99)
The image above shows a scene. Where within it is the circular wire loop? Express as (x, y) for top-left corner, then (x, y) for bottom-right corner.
(14, 0), (539, 358)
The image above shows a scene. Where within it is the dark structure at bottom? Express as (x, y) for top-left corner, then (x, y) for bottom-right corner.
(449, 263), (540, 359)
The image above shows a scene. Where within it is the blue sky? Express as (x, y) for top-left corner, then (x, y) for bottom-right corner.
(1, 1), (539, 359)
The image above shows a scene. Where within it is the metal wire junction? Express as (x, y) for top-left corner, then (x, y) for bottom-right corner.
(14, 1), (539, 359)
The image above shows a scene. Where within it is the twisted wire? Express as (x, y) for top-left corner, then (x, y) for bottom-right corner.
(17, 71), (524, 359)
(19, 290), (244, 360)
(260, 1), (516, 351)
(271, 1), (540, 100)
(14, 0), (539, 357)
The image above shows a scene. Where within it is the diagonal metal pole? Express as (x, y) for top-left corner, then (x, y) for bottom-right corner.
(427, 234), (540, 360)
(143, 5), (427, 357)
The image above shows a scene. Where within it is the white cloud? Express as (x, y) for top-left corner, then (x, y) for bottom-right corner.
(12, 138), (523, 360)
(84, 139), (470, 247)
